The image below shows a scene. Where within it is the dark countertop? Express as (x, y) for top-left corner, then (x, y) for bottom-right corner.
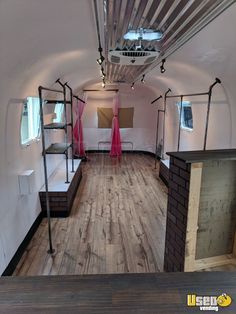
(167, 149), (236, 163)
(0, 272), (236, 313)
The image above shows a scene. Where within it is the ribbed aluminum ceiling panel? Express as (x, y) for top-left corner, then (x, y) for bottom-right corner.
(103, 0), (234, 83)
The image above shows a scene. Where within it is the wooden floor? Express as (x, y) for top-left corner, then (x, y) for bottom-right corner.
(14, 153), (168, 276)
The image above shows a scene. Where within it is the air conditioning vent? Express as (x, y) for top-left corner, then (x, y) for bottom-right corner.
(121, 51), (151, 57)
(108, 49), (159, 65)
(144, 56), (157, 64)
(111, 55), (120, 63)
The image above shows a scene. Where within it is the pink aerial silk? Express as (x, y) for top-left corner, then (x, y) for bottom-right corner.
(110, 94), (122, 157)
(73, 95), (86, 157)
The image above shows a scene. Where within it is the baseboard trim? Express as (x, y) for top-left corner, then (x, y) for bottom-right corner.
(2, 212), (43, 276)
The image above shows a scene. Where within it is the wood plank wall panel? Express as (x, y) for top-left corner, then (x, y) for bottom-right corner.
(196, 160), (236, 259)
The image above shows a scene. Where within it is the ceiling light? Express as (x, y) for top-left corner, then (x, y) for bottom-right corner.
(160, 59), (166, 73)
(141, 74), (145, 84)
(124, 28), (163, 41)
(160, 66), (165, 73)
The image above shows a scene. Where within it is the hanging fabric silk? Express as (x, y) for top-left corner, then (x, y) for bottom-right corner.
(110, 93), (122, 157)
(73, 94), (87, 157)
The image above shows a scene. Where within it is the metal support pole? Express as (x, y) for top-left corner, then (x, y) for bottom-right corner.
(151, 95), (162, 105)
(177, 96), (183, 152)
(39, 86), (64, 94)
(155, 110), (164, 169)
(65, 150), (69, 182)
(83, 89), (118, 93)
(151, 95), (163, 169)
(155, 109), (160, 168)
(78, 98), (81, 159)
(203, 78), (221, 150)
(73, 95), (86, 103)
(162, 88), (171, 159)
(56, 79), (70, 183)
(63, 85), (69, 183)
(38, 86), (54, 255)
(166, 92), (208, 99)
(65, 83), (75, 172)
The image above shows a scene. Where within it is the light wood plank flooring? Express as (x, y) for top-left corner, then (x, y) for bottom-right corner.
(14, 153), (168, 276)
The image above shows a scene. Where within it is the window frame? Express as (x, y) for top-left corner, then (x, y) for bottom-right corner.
(53, 102), (64, 123)
(20, 96), (41, 147)
(177, 100), (193, 132)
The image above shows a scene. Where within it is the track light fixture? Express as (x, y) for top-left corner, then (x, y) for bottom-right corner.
(141, 74), (145, 83)
(97, 46), (105, 65)
(160, 58), (166, 73)
(101, 66), (106, 79)
(97, 55), (105, 65)
(97, 48), (106, 88)
(131, 82), (135, 90)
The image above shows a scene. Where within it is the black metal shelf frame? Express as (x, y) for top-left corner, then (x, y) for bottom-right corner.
(39, 81), (86, 255)
(151, 78), (221, 165)
(38, 83), (75, 255)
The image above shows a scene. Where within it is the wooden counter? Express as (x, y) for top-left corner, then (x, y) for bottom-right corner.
(164, 149), (236, 272)
(166, 149), (236, 163)
(0, 272), (236, 313)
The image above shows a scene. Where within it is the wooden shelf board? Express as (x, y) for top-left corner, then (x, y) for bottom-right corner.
(44, 123), (67, 130)
(45, 143), (71, 154)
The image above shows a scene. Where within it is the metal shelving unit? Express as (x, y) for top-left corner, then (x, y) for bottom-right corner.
(40, 88), (74, 183)
(38, 82), (74, 254)
(38, 80), (86, 254)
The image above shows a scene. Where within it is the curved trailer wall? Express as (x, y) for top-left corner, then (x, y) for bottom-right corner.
(0, 1), (236, 274)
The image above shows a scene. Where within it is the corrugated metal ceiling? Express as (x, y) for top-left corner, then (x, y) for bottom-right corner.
(102, 0), (234, 84)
